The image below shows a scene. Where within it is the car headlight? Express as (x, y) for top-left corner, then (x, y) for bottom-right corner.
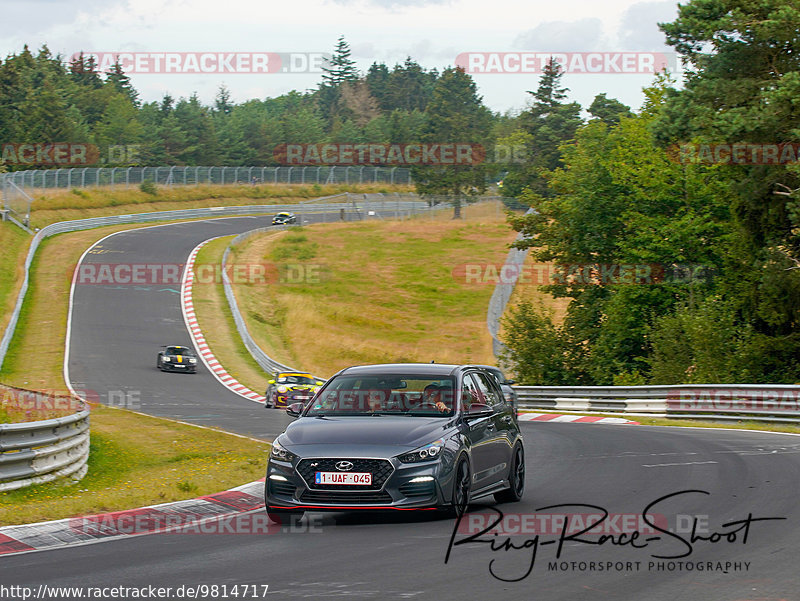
(163, 356), (170, 362)
(398, 439), (445, 463)
(270, 439), (298, 462)
(189, 358), (197, 364)
(277, 386), (288, 393)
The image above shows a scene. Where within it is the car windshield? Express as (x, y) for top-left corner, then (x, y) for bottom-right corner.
(277, 374), (316, 385)
(305, 374), (456, 417)
(167, 347), (192, 355)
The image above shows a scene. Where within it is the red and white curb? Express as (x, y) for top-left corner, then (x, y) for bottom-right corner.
(518, 413), (639, 425)
(182, 240), (266, 404)
(0, 480), (267, 557)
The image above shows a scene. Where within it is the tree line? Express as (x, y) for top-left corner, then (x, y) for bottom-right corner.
(500, 0), (800, 385)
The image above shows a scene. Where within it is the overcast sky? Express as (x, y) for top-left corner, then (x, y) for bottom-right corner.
(1, 0), (683, 113)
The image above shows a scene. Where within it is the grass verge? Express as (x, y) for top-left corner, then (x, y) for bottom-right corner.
(0, 223), (33, 342)
(228, 201), (519, 378)
(0, 404), (269, 526)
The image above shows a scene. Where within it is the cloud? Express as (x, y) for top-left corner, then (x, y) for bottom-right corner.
(512, 18), (606, 53)
(2, 0), (129, 35)
(618, 1), (678, 50)
(329, 0), (452, 7)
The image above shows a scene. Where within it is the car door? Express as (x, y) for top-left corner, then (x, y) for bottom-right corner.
(471, 371), (515, 486)
(460, 372), (498, 491)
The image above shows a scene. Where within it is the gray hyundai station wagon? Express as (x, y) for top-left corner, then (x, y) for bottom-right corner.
(265, 363), (524, 522)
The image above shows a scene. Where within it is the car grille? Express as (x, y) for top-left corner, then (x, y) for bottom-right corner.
(297, 458), (393, 491)
(299, 490), (393, 504)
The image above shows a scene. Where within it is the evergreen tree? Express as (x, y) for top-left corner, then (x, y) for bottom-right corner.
(412, 67), (492, 217)
(105, 59), (139, 106)
(320, 36), (358, 87)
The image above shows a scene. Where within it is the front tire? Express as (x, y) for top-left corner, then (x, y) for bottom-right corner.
(494, 444), (525, 504)
(449, 456), (471, 517)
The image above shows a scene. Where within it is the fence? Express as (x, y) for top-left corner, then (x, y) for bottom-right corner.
(0, 165), (412, 196)
(0, 179), (34, 232)
(0, 385), (90, 491)
(514, 384), (800, 423)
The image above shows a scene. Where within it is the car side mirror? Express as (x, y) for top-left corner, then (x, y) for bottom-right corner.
(505, 379), (515, 385)
(465, 403), (494, 418)
(286, 402), (304, 417)
(268, 379), (275, 384)
(316, 381), (324, 386)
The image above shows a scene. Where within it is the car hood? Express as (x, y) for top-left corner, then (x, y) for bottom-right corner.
(280, 416), (453, 449)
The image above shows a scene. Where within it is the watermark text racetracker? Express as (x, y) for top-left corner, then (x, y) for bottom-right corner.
(1, 387), (141, 413)
(456, 52), (681, 74)
(668, 388), (800, 414)
(669, 142), (800, 165)
(69, 512), (322, 536)
(453, 262), (716, 286)
(71, 262), (327, 285)
(274, 143), (485, 166)
(76, 52), (329, 74)
(1, 143), (99, 166)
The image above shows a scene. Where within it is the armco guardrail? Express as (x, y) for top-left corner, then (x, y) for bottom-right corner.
(221, 231), (296, 376)
(487, 207), (534, 359)
(0, 407), (90, 492)
(515, 384), (800, 423)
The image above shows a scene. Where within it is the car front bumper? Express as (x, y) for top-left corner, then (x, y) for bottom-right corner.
(265, 453), (455, 512)
(161, 362), (196, 372)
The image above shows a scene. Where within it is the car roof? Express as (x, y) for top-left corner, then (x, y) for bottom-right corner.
(278, 371), (313, 377)
(166, 345), (193, 352)
(335, 363), (486, 378)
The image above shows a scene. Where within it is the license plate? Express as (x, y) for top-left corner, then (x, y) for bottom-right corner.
(315, 472), (372, 485)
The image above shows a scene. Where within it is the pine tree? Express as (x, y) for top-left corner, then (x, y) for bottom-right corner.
(321, 36), (358, 87)
(105, 59), (139, 106)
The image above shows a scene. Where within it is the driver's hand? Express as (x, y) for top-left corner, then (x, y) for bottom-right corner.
(436, 401), (448, 412)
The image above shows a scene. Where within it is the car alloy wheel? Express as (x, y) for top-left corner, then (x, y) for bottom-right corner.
(451, 457), (471, 517)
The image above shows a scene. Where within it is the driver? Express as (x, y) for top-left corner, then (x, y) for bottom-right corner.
(422, 384), (450, 413)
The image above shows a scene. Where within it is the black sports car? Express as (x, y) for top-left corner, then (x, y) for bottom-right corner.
(272, 211), (297, 225)
(157, 345), (198, 373)
(265, 363), (524, 523)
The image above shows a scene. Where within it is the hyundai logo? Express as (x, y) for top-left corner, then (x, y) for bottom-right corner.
(335, 461), (354, 471)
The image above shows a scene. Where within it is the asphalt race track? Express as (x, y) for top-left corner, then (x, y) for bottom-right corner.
(66, 215), (304, 440)
(3, 217), (799, 600)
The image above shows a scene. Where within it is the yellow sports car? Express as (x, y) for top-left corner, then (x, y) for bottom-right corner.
(265, 372), (323, 408)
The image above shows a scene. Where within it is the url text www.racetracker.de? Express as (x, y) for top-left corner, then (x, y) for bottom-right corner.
(0, 584), (269, 600)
